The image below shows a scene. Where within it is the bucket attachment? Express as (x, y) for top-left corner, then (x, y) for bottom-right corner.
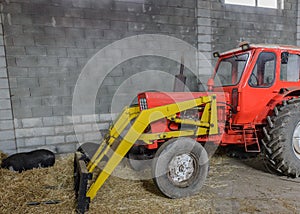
(74, 94), (220, 213)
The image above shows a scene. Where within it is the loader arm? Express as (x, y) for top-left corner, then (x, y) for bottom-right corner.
(74, 94), (219, 213)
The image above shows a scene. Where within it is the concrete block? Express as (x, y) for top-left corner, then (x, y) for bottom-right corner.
(67, 48), (87, 57)
(16, 77), (38, 88)
(198, 17), (211, 26)
(0, 130), (15, 140)
(46, 135), (65, 145)
(168, 0), (182, 7)
(81, 114), (99, 123)
(39, 77), (59, 87)
(0, 141), (16, 152)
(22, 26), (44, 34)
(113, 1), (142, 13)
(0, 68), (8, 78)
(14, 119), (22, 129)
(16, 56), (38, 67)
(7, 67), (28, 77)
(63, 115), (81, 125)
(56, 143), (76, 153)
(35, 37), (56, 46)
(174, 8), (191, 17)
(38, 56), (58, 67)
(64, 8), (84, 18)
(0, 46), (5, 57)
(198, 34), (212, 43)
(13, 36), (35, 46)
(0, 90), (10, 99)
(16, 138), (25, 147)
(197, 26), (211, 34)
(83, 132), (101, 142)
(44, 5), (65, 17)
(103, 30), (126, 40)
(21, 3), (47, 15)
(0, 79), (9, 89)
(95, 123), (110, 130)
(90, 0), (112, 9)
(44, 26), (66, 37)
(11, 14), (32, 25)
(55, 38), (76, 47)
(21, 118), (43, 128)
(0, 57), (7, 67)
(30, 86), (67, 97)
(65, 28), (85, 38)
(128, 22), (146, 32)
(197, 1), (211, 9)
(99, 113), (118, 122)
(58, 58), (77, 67)
(152, 15), (169, 24)
(111, 20), (128, 30)
(12, 107), (32, 118)
(72, 0), (92, 8)
(75, 39), (96, 49)
(52, 106), (72, 116)
(27, 67), (49, 77)
(0, 109), (12, 120)
(76, 58), (88, 69)
(10, 88), (31, 97)
(66, 134), (83, 143)
(25, 47), (47, 56)
(0, 120), (14, 130)
(0, 99), (12, 110)
(99, 113), (114, 122)
(15, 127), (55, 138)
(41, 96), (62, 106)
(43, 116), (63, 126)
(73, 124), (92, 133)
(32, 106), (53, 117)
(55, 125), (74, 134)
(24, 137), (46, 147)
(46, 47), (67, 57)
(2, 2), (22, 13)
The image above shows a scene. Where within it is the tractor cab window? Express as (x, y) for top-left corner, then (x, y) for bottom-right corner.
(214, 53), (249, 86)
(280, 53), (300, 82)
(249, 52), (276, 88)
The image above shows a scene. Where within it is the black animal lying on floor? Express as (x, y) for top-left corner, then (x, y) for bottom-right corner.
(1, 149), (55, 172)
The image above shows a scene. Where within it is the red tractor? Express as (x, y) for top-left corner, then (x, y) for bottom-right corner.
(74, 43), (300, 213)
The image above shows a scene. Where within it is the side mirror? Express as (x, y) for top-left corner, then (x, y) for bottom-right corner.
(281, 52), (289, 64)
(207, 78), (214, 91)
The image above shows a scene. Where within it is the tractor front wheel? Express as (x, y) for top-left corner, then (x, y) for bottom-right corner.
(152, 137), (209, 198)
(262, 99), (300, 177)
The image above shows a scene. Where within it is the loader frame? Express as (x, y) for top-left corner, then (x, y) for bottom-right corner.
(74, 94), (220, 213)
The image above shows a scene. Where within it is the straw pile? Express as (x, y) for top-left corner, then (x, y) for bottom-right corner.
(0, 151), (244, 214)
(0, 151), (218, 214)
(0, 153), (76, 213)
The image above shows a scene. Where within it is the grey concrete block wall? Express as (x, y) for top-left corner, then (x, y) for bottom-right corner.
(2, 0), (197, 119)
(1, 0), (300, 154)
(0, 0), (197, 154)
(0, 14), (16, 154)
(210, 0), (298, 53)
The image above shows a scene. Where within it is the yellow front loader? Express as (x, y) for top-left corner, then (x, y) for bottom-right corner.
(74, 94), (223, 213)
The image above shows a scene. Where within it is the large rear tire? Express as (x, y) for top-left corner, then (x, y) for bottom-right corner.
(152, 137), (209, 198)
(262, 98), (300, 177)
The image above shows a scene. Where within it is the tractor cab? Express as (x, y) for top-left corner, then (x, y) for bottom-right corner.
(209, 43), (300, 125)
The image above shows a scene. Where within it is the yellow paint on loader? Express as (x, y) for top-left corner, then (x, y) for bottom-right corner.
(84, 95), (219, 201)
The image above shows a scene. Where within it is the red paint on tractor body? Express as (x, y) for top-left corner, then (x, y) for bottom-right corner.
(138, 44), (300, 151)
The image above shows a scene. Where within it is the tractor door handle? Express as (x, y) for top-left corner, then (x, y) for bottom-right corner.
(272, 90), (279, 93)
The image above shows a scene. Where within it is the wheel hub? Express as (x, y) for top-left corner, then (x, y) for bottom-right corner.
(168, 153), (195, 184)
(292, 122), (300, 159)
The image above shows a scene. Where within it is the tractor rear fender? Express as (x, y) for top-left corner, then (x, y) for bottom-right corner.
(256, 87), (300, 123)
